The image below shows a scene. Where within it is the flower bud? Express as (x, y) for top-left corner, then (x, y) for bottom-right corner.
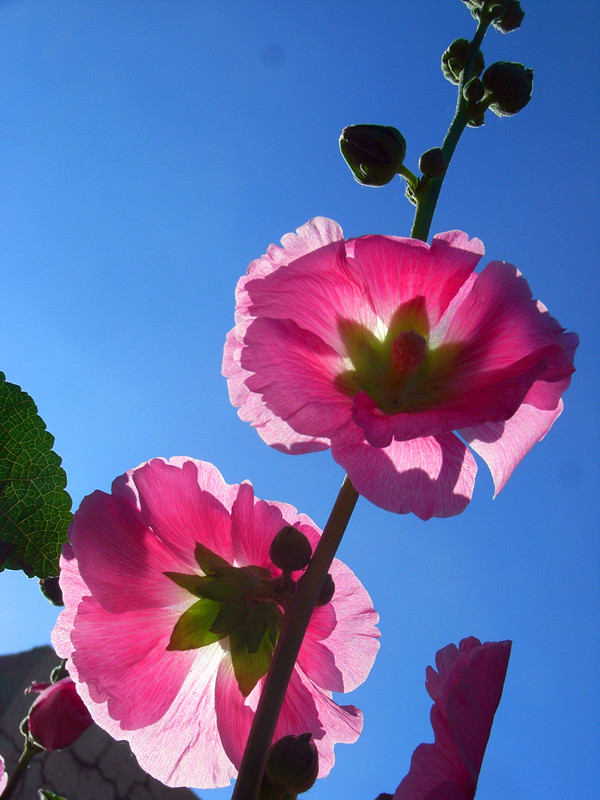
(315, 573), (335, 607)
(463, 76), (485, 104)
(441, 39), (484, 85)
(467, 112), (486, 128)
(419, 148), (446, 179)
(492, 0), (524, 33)
(265, 733), (319, 794)
(269, 526), (312, 572)
(483, 61), (533, 116)
(26, 678), (93, 751)
(39, 576), (63, 606)
(339, 125), (406, 187)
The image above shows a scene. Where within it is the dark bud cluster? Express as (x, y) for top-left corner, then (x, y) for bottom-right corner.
(269, 526), (313, 572)
(483, 61), (533, 116)
(419, 148), (446, 179)
(441, 38), (485, 85)
(264, 733), (319, 796)
(460, 0), (524, 33)
(339, 124), (406, 187)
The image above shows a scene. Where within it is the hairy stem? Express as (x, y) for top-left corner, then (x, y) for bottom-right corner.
(0, 740), (42, 800)
(411, 13), (491, 242)
(231, 476), (359, 800)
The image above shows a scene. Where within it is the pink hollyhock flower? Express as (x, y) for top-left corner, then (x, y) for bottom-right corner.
(394, 637), (512, 800)
(0, 755), (6, 793)
(26, 677), (93, 751)
(51, 457), (379, 789)
(224, 218), (578, 519)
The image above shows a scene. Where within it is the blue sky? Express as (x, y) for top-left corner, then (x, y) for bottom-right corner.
(0, 1), (598, 798)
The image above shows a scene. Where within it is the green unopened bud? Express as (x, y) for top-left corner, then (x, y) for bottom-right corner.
(483, 61), (533, 116)
(441, 39), (484, 85)
(374, 795), (394, 800)
(463, 76), (485, 104)
(339, 124), (406, 187)
(418, 148), (446, 179)
(467, 112), (486, 128)
(315, 573), (335, 607)
(492, 0), (524, 33)
(265, 733), (319, 794)
(39, 577), (63, 607)
(269, 526), (312, 572)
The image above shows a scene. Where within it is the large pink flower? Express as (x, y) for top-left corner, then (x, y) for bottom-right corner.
(51, 457), (379, 789)
(224, 218), (577, 519)
(394, 637), (512, 800)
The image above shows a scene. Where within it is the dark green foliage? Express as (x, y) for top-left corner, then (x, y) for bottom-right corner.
(0, 373), (72, 578)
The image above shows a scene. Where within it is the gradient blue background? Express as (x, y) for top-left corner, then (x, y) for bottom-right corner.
(0, 1), (598, 798)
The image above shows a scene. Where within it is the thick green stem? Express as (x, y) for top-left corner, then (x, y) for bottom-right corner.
(410, 14), (491, 242)
(0, 740), (42, 800)
(231, 477), (359, 800)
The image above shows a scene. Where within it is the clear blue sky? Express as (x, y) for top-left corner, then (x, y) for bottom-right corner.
(1, 1), (598, 798)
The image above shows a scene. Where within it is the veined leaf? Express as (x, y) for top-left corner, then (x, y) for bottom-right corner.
(0, 373), (72, 578)
(166, 597), (224, 650)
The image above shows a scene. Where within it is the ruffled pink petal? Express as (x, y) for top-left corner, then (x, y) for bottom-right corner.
(229, 483), (320, 573)
(74, 632), (234, 788)
(119, 458), (236, 569)
(299, 557), (380, 693)
(347, 231), (483, 330)
(66, 490), (187, 613)
(241, 316), (352, 438)
(237, 218), (378, 352)
(440, 262), (576, 385)
(240, 217), (345, 289)
(214, 654), (258, 773)
(69, 595), (197, 729)
(215, 658), (363, 780)
(52, 543), (87, 660)
(331, 430), (477, 520)
(460, 399), (564, 496)
(273, 665), (363, 777)
(223, 327), (330, 454)
(394, 638), (511, 800)
(0, 756), (6, 793)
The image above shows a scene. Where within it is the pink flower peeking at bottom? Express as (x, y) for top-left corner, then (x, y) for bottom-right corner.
(394, 637), (512, 800)
(26, 677), (93, 751)
(0, 755), (7, 793)
(224, 217), (578, 519)
(52, 457), (380, 789)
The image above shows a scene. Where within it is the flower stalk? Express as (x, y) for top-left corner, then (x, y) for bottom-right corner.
(0, 740), (42, 800)
(411, 12), (492, 242)
(231, 476), (359, 800)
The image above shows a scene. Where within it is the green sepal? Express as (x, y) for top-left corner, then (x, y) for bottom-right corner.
(164, 571), (207, 595)
(194, 541), (230, 574)
(38, 792), (68, 800)
(230, 623), (275, 697)
(210, 599), (250, 635)
(166, 597), (224, 650)
(0, 372), (72, 578)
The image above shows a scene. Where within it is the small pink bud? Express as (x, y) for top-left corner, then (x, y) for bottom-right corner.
(26, 677), (93, 751)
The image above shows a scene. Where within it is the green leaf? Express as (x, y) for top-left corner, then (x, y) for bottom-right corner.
(230, 620), (276, 697)
(194, 541), (231, 574)
(0, 373), (72, 578)
(39, 791), (68, 800)
(209, 599), (250, 635)
(166, 597), (224, 650)
(164, 571), (206, 595)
